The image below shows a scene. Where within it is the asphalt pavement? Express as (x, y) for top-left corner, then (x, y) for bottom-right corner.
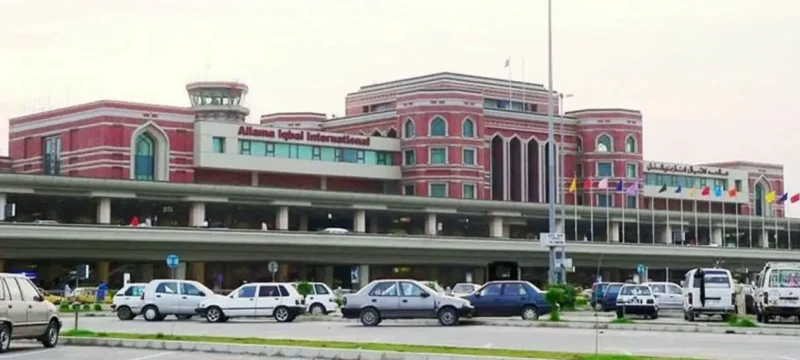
(0, 342), (268, 359)
(62, 316), (800, 360)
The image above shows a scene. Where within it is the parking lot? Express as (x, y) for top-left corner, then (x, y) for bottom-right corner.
(1, 343), (267, 359)
(60, 316), (800, 360)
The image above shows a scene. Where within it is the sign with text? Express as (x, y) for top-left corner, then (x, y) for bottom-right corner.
(238, 126), (371, 146)
(540, 232), (565, 247)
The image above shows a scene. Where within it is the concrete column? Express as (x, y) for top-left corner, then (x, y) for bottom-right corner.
(711, 227), (723, 246)
(299, 214), (308, 232)
(176, 262), (187, 280)
(96, 198), (111, 224)
(279, 264), (290, 282)
(490, 216), (503, 237)
(189, 202), (206, 227)
(353, 210), (366, 233)
(138, 263), (154, 282)
(425, 213), (437, 235)
(0, 193), (6, 221)
(251, 172), (258, 186)
(502, 224), (511, 238)
(369, 216), (379, 233)
(658, 225), (673, 244)
(473, 267), (485, 284)
(556, 219), (565, 234)
(276, 206), (289, 230)
(503, 140), (510, 200)
(190, 262), (205, 284)
(322, 266), (334, 286)
(358, 264), (370, 288)
(759, 229), (770, 248)
(97, 261), (110, 283)
(609, 222), (621, 242)
(320, 176), (328, 190)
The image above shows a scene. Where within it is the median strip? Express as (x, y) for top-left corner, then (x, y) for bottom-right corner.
(62, 329), (701, 360)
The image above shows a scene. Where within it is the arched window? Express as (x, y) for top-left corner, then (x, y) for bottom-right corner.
(462, 119), (475, 138)
(576, 138), (584, 153)
(134, 133), (155, 180)
(403, 119), (415, 138)
(430, 117), (446, 136)
(596, 134), (612, 152)
(625, 136), (637, 153)
(386, 128), (398, 138)
(755, 183), (770, 217)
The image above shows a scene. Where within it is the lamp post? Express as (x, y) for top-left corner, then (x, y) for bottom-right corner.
(559, 93), (573, 284)
(546, 0), (558, 285)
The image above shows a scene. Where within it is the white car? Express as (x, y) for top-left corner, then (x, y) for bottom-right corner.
(196, 282), (306, 323)
(645, 282), (684, 310)
(683, 268), (735, 322)
(450, 283), (481, 298)
(140, 279), (216, 321)
(292, 282), (337, 315)
(616, 284), (658, 319)
(112, 283), (146, 320)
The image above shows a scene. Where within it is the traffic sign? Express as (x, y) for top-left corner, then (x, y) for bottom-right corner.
(555, 258), (573, 268)
(637, 263), (646, 275)
(268, 261), (279, 274)
(166, 254), (180, 269)
(540, 232), (565, 247)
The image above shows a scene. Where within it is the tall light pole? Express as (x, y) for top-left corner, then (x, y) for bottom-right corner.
(546, 0), (558, 285)
(559, 93), (573, 284)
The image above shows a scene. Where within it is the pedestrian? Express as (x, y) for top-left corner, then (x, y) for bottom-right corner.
(64, 283), (71, 297)
(130, 216), (139, 227)
(202, 219), (209, 228)
(261, 222), (268, 231)
(145, 216), (152, 227)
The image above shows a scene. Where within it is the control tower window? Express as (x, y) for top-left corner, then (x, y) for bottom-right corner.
(596, 134), (612, 153)
(134, 133), (155, 181)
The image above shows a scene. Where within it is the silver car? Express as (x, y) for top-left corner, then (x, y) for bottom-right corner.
(0, 273), (62, 353)
(645, 282), (684, 310)
(341, 279), (473, 326)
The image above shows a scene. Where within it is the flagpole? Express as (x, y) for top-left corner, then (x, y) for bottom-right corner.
(605, 188), (610, 242)
(680, 197), (684, 243)
(774, 204), (779, 247)
(735, 200), (740, 247)
(573, 172), (578, 240)
(521, 57), (526, 111)
(622, 188), (626, 242)
(636, 189), (641, 244)
(748, 192), (753, 248)
(651, 196), (655, 244)
(762, 203), (767, 248)
(708, 197), (712, 244)
(590, 187), (594, 242)
(722, 196), (727, 246)
(506, 57), (513, 108)
(694, 198), (698, 244)
(789, 216), (792, 250)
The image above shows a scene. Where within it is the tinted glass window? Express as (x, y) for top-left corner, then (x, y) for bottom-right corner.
(237, 286), (256, 298)
(453, 284), (476, 293)
(668, 285), (683, 295)
(693, 276), (731, 288)
(16, 279), (40, 301)
(181, 283), (204, 296)
(620, 286), (651, 296)
(400, 282), (426, 296)
(650, 284), (666, 293)
(124, 286), (144, 296)
(278, 285), (290, 297)
(3, 278), (21, 301)
(155, 282), (178, 294)
(605, 284), (622, 294)
(313, 284), (329, 295)
(503, 283), (527, 296)
(479, 284), (503, 297)
(369, 282), (398, 297)
(259, 285), (279, 297)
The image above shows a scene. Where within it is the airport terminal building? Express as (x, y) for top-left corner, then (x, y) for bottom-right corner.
(0, 72), (794, 290)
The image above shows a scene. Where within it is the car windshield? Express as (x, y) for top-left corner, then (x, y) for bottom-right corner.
(605, 284), (622, 294)
(769, 269), (800, 288)
(620, 286), (651, 296)
(693, 272), (731, 288)
(453, 284), (476, 293)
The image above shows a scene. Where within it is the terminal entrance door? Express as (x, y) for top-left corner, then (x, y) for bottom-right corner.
(487, 261), (519, 281)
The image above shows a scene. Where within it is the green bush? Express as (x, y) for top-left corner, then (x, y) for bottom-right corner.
(544, 284), (577, 311)
(548, 310), (561, 322)
(295, 281), (313, 297)
(575, 296), (588, 307)
(81, 304), (91, 311)
(71, 303), (81, 311)
(59, 303), (70, 312)
(93, 303), (103, 311)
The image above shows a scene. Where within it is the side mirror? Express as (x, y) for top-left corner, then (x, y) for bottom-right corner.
(420, 292), (431, 298)
(34, 295), (44, 302)
(473, 293), (482, 298)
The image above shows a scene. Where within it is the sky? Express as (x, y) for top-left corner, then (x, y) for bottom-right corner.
(1, 0), (799, 212)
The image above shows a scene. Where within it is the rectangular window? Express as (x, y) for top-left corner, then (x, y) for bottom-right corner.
(430, 183), (448, 198)
(340, 149), (359, 163)
(735, 179), (742, 192)
(598, 194), (612, 208)
(377, 152), (387, 165)
(463, 184), (476, 199)
(404, 150), (415, 165)
(430, 147), (447, 164)
(625, 164), (637, 178)
(238, 140), (251, 155)
(212, 137), (225, 153)
(312, 146), (321, 160)
(266, 143), (275, 157)
(576, 163), (584, 178)
(42, 135), (62, 175)
(597, 162), (613, 177)
(403, 184), (415, 196)
(462, 148), (475, 165)
(626, 195), (637, 208)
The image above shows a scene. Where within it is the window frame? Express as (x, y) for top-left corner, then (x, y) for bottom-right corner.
(403, 119), (415, 139)
(624, 135), (637, 153)
(239, 140), (252, 155)
(461, 118), (475, 138)
(597, 162), (614, 178)
(625, 163), (638, 178)
(429, 182), (448, 198)
(429, 147), (448, 165)
(212, 136), (226, 153)
(429, 117), (447, 137)
(462, 147), (476, 165)
(596, 134), (613, 153)
(462, 183), (476, 200)
(403, 184), (415, 196)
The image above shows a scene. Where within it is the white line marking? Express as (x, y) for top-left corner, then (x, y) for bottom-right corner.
(128, 352), (172, 360)
(483, 343), (493, 348)
(779, 357), (798, 360)
(0, 349), (55, 359)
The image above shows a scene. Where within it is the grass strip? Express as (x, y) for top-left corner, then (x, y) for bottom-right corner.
(62, 329), (701, 360)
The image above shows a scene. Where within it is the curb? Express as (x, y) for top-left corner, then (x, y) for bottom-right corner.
(62, 337), (553, 360)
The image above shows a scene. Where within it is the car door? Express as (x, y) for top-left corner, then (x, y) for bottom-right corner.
(398, 281), (436, 318)
(153, 281), (181, 314)
(255, 285), (280, 317)
(470, 283), (503, 316)
(667, 284), (684, 309)
(119, 285), (144, 312)
(312, 283), (335, 312)
(2, 278), (32, 337)
(17, 278), (49, 335)
(649, 284), (667, 307)
(224, 285), (256, 317)
(179, 282), (208, 315)
(366, 281), (401, 318)
(498, 283), (527, 317)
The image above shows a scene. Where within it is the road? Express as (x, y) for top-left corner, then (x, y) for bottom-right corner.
(1, 342), (268, 359)
(63, 317), (800, 360)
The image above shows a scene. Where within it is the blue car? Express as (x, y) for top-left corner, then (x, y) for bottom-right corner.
(464, 281), (551, 320)
(590, 282), (609, 310)
(599, 283), (624, 311)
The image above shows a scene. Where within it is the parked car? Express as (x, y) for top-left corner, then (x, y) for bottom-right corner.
(616, 284), (658, 319)
(590, 282), (609, 310)
(112, 283), (146, 320)
(683, 268), (735, 322)
(292, 282), (337, 315)
(645, 282), (684, 310)
(755, 262), (800, 323)
(0, 272), (61, 353)
(196, 282), (305, 323)
(450, 283), (481, 298)
(598, 283), (624, 311)
(422, 281), (446, 295)
(464, 281), (551, 320)
(341, 279), (473, 326)
(140, 279), (216, 321)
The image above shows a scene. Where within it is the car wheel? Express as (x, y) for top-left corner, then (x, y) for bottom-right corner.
(437, 307), (459, 326)
(142, 306), (160, 322)
(616, 311), (624, 319)
(763, 314), (770, 324)
(0, 324), (10, 354)
(756, 313), (763, 322)
(206, 307), (224, 323)
(310, 303), (326, 315)
(116, 306), (134, 321)
(41, 320), (59, 348)
(687, 311), (695, 322)
(721, 314), (731, 322)
(521, 305), (539, 321)
(359, 308), (381, 326)
(274, 306), (291, 323)
(651, 311), (658, 320)
(176, 314), (192, 320)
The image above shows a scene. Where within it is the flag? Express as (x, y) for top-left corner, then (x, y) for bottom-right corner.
(713, 186), (723, 197)
(583, 178), (593, 190)
(625, 182), (638, 196)
(598, 178), (609, 189)
(688, 187), (696, 197)
(615, 180), (624, 192)
(701, 186), (710, 196)
(658, 184), (667, 193)
(778, 193), (789, 203)
(728, 187), (738, 197)
(792, 193), (800, 203)
(766, 191), (777, 204)
(675, 185), (682, 194)
(505, 58), (510, 68)
(568, 178), (577, 193)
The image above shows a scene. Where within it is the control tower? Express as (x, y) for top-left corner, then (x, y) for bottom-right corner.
(186, 81), (250, 122)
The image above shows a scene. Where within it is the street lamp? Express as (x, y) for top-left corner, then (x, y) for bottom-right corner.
(558, 93), (573, 284)
(546, 0), (557, 285)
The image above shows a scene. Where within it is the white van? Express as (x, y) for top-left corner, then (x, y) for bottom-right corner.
(683, 268), (735, 321)
(755, 262), (800, 323)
